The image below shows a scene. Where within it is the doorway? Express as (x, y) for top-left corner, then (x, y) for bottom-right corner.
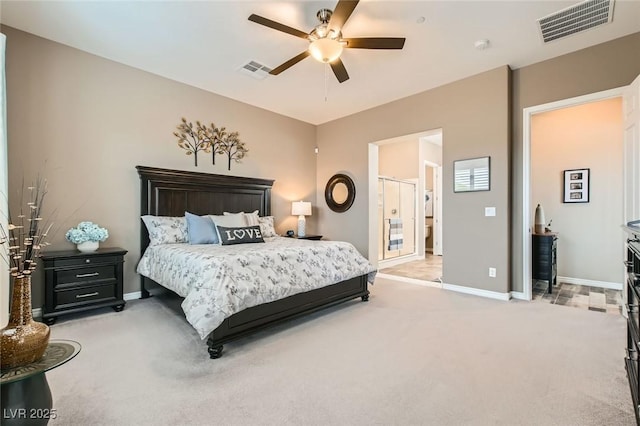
(369, 129), (444, 285)
(522, 79), (639, 301)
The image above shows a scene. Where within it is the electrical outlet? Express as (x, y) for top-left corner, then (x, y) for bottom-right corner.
(489, 267), (496, 277)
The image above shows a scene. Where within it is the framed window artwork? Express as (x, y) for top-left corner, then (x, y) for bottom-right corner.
(454, 157), (490, 193)
(563, 168), (590, 203)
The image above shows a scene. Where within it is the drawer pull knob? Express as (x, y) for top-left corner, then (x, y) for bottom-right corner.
(76, 272), (99, 278)
(76, 292), (99, 299)
(625, 261), (633, 267)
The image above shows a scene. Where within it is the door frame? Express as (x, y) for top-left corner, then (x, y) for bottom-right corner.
(521, 86), (625, 301)
(424, 160), (442, 256)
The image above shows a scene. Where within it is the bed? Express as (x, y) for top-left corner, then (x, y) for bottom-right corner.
(136, 166), (373, 358)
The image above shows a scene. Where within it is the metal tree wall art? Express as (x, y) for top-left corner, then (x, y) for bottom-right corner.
(173, 118), (212, 166)
(173, 118), (248, 169)
(207, 124), (225, 166)
(217, 127), (249, 170)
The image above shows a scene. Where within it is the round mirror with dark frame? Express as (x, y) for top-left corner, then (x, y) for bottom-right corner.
(325, 174), (356, 213)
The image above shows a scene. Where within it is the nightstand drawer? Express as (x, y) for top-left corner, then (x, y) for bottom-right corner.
(52, 255), (122, 268)
(54, 283), (116, 309)
(56, 265), (116, 286)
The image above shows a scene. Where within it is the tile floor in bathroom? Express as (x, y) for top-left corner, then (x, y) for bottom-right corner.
(379, 256), (622, 316)
(379, 254), (442, 282)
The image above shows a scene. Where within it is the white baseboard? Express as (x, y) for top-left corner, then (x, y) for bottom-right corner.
(124, 291), (142, 300)
(377, 274), (511, 301)
(376, 273), (442, 288)
(557, 276), (622, 291)
(510, 291), (529, 301)
(442, 282), (511, 301)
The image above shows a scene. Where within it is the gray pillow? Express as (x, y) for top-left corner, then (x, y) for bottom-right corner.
(216, 225), (265, 245)
(185, 212), (218, 244)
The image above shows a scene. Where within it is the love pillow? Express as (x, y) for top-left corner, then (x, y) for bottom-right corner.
(216, 225), (265, 245)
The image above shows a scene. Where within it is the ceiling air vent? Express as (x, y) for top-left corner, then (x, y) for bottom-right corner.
(537, 0), (615, 43)
(238, 60), (272, 80)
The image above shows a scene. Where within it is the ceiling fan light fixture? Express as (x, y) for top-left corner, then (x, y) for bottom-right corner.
(309, 38), (344, 63)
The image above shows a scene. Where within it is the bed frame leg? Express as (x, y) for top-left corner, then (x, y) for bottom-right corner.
(208, 344), (224, 359)
(361, 293), (369, 302)
(140, 277), (150, 299)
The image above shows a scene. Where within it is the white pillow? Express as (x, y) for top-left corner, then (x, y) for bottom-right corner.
(258, 216), (277, 238)
(223, 210), (260, 226)
(141, 216), (187, 246)
(209, 214), (246, 228)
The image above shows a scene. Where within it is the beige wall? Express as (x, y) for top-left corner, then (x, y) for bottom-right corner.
(512, 32), (640, 292)
(3, 26), (317, 307)
(317, 66), (511, 294)
(532, 98), (623, 283)
(6, 22), (639, 309)
(378, 139), (419, 180)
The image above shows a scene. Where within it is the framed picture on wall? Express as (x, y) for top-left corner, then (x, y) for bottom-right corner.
(454, 156), (490, 192)
(563, 168), (590, 203)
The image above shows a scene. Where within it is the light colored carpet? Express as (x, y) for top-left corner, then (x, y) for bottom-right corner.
(46, 277), (634, 425)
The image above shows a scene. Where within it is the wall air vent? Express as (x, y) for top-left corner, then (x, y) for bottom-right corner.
(238, 60), (272, 80)
(537, 0), (614, 43)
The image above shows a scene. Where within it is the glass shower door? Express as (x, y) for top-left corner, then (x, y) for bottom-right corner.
(379, 177), (416, 261)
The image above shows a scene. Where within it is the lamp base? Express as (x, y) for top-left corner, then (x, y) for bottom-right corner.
(297, 216), (306, 237)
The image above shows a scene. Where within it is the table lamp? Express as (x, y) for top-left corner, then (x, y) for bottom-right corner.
(291, 201), (312, 237)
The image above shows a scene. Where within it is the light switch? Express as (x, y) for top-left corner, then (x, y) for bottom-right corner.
(485, 207), (496, 217)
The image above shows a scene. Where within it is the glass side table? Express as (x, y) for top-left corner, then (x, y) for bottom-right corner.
(1, 339), (80, 425)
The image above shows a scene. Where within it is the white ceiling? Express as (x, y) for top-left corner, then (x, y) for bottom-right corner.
(2, 1), (639, 125)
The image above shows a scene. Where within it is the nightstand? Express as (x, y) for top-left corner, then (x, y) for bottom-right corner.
(287, 234), (323, 240)
(532, 233), (558, 293)
(41, 247), (127, 325)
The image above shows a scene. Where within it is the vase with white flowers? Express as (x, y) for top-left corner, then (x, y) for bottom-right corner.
(65, 221), (109, 252)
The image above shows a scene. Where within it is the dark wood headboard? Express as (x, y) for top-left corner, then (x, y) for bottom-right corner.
(137, 166), (274, 255)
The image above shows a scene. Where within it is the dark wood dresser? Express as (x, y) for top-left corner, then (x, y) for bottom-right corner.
(41, 247), (127, 325)
(624, 226), (640, 424)
(287, 234), (323, 240)
(532, 232), (558, 293)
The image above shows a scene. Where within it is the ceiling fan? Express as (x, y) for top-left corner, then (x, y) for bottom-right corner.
(248, 0), (405, 83)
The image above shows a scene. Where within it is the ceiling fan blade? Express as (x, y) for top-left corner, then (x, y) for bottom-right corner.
(328, 0), (360, 31)
(269, 51), (310, 75)
(344, 37), (406, 49)
(330, 59), (350, 83)
(248, 14), (309, 39)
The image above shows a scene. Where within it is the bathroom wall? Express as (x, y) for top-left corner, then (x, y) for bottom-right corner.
(378, 138), (419, 180)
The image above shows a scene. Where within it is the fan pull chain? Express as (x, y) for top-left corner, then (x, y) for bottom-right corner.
(324, 63), (329, 102)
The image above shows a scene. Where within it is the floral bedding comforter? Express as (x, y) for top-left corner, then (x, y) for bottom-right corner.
(137, 237), (376, 339)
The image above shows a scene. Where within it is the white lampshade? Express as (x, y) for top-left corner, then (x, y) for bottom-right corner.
(291, 201), (312, 216)
(308, 38), (343, 63)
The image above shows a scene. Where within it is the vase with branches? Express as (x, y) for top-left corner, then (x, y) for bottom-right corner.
(0, 175), (53, 369)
